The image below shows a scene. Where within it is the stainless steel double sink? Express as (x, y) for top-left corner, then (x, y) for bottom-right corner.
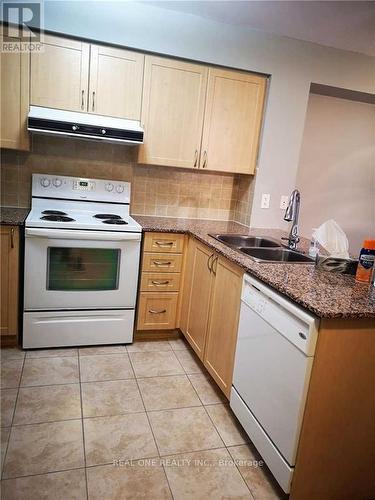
(209, 234), (314, 264)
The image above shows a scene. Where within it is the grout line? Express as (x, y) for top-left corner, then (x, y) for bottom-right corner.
(1, 465), (87, 482)
(1, 354), (26, 479)
(226, 445), (256, 500)
(77, 350), (89, 500)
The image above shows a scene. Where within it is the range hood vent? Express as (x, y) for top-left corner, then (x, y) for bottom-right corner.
(28, 106), (144, 145)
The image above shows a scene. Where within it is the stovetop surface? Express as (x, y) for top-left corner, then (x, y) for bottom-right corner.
(26, 199), (142, 232)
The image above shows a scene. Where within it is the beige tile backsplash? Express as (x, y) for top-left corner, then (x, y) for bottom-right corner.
(1, 136), (254, 224)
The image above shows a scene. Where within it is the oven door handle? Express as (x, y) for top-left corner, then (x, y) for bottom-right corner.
(25, 228), (142, 241)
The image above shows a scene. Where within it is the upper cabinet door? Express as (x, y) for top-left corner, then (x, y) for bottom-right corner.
(88, 45), (144, 119)
(201, 68), (267, 174)
(0, 34), (30, 150)
(138, 56), (208, 168)
(30, 35), (90, 112)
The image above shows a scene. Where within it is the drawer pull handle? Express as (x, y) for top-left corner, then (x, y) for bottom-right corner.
(10, 228), (15, 248)
(153, 261), (171, 266)
(155, 241), (174, 247)
(149, 309), (167, 314)
(151, 280), (170, 285)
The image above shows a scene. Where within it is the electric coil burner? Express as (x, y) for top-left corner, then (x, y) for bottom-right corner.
(94, 214), (122, 220)
(42, 210), (68, 215)
(102, 219), (128, 225)
(40, 215), (75, 222)
(24, 173), (142, 349)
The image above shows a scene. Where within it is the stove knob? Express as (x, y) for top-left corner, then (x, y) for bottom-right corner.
(105, 183), (114, 192)
(116, 184), (124, 193)
(53, 178), (62, 187)
(40, 177), (51, 188)
(101, 129), (106, 135)
(72, 125), (79, 131)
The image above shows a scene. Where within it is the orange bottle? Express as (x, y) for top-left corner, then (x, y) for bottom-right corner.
(355, 239), (375, 283)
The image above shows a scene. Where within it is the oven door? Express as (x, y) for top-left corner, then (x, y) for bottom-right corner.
(24, 228), (141, 310)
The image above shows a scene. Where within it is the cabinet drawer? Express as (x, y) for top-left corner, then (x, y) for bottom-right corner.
(140, 273), (181, 292)
(137, 292), (178, 330)
(143, 232), (184, 253)
(142, 252), (183, 273)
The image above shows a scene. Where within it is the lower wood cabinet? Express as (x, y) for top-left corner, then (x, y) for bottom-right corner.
(0, 226), (20, 344)
(137, 292), (178, 330)
(180, 237), (243, 397)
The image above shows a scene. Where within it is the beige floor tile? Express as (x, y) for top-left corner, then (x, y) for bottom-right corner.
(1, 427), (10, 471)
(1, 469), (87, 500)
(84, 413), (158, 466)
(205, 404), (247, 446)
(86, 461), (172, 500)
(138, 375), (201, 411)
(188, 374), (226, 405)
(13, 384), (81, 425)
(127, 340), (172, 352)
(168, 338), (189, 351)
(129, 351), (184, 378)
(21, 357), (79, 387)
(148, 406), (223, 456)
(1, 389), (17, 427)
(228, 444), (283, 499)
(3, 420), (84, 478)
(79, 353), (134, 382)
(164, 448), (252, 500)
(26, 348), (78, 358)
(1, 348), (25, 361)
(1, 360), (23, 389)
(79, 345), (127, 356)
(81, 379), (144, 417)
(174, 349), (206, 374)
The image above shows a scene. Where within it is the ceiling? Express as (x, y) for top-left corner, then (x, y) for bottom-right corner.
(145, 1), (375, 57)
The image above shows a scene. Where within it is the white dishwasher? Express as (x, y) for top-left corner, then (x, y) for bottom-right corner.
(230, 274), (319, 493)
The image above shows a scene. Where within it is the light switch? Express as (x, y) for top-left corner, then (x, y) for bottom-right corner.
(280, 195), (289, 209)
(261, 193), (270, 209)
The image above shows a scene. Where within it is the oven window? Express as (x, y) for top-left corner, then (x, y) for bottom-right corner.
(47, 248), (120, 291)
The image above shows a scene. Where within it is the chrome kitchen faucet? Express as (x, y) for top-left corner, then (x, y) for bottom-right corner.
(282, 189), (301, 250)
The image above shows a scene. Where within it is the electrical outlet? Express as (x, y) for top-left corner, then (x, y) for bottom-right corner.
(280, 195), (289, 209)
(261, 193), (270, 209)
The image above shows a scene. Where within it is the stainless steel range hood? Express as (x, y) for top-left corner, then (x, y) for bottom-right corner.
(28, 106), (144, 145)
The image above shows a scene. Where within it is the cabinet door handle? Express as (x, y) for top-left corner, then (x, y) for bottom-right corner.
(149, 309), (167, 314)
(212, 255), (218, 276)
(153, 260), (172, 266)
(81, 90), (85, 110)
(202, 150), (207, 168)
(207, 253), (214, 272)
(193, 149), (198, 168)
(92, 91), (95, 112)
(155, 241), (174, 247)
(10, 228), (15, 249)
(151, 280), (170, 286)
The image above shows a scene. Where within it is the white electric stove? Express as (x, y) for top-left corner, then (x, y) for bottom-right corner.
(23, 174), (142, 348)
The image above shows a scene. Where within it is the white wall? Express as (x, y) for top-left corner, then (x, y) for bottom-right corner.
(22, 1), (375, 228)
(296, 94), (375, 254)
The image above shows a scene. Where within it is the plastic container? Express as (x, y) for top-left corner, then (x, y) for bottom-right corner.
(308, 229), (318, 258)
(355, 240), (375, 283)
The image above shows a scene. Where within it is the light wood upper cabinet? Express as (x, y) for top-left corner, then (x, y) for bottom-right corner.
(138, 56), (208, 168)
(0, 32), (30, 150)
(180, 238), (214, 358)
(30, 34), (90, 112)
(203, 256), (243, 397)
(88, 45), (144, 119)
(30, 35), (143, 119)
(201, 68), (266, 174)
(1, 226), (20, 344)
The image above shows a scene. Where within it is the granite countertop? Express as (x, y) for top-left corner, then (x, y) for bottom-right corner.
(1, 207), (29, 226)
(133, 215), (375, 320)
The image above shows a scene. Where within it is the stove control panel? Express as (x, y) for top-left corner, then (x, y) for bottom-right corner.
(32, 174), (131, 203)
